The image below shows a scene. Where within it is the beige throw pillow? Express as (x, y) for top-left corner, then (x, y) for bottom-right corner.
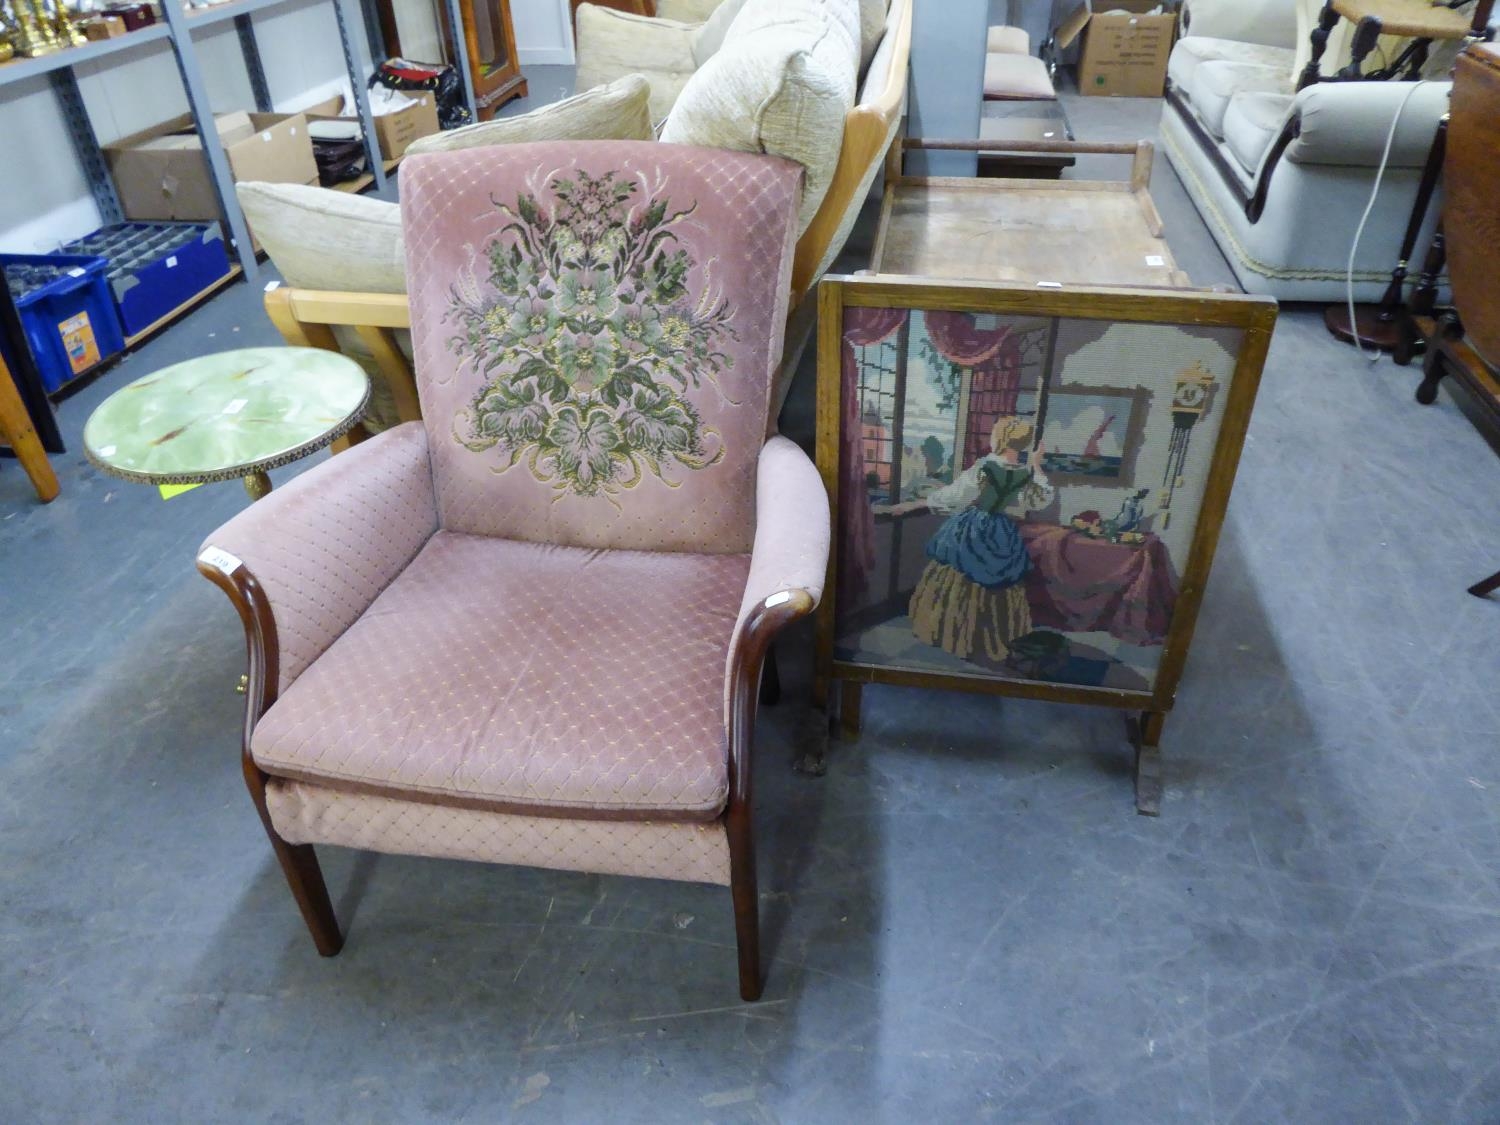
(661, 0), (858, 233)
(237, 181), (404, 293)
(406, 75), (654, 155)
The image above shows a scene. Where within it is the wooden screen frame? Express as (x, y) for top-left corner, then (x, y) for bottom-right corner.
(813, 273), (1277, 718)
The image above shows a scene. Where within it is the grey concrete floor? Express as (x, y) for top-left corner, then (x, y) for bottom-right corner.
(2, 82), (1499, 1123)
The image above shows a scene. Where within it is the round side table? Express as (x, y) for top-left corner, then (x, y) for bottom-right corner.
(83, 347), (370, 501)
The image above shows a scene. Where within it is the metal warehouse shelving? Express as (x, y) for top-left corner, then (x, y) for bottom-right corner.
(0, 0), (478, 451)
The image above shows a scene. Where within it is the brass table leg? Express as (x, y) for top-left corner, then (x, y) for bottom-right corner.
(244, 471), (272, 500)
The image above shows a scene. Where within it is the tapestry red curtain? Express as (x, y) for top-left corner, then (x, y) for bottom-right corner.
(839, 306), (908, 608)
(923, 311), (1021, 468)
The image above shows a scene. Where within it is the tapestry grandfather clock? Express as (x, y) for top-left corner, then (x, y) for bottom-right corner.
(1158, 360), (1216, 528)
(376, 0), (528, 119)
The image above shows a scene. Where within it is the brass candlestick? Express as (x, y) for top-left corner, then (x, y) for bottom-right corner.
(11, 0), (81, 56)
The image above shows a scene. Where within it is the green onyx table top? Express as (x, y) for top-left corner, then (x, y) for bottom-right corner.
(83, 347), (370, 485)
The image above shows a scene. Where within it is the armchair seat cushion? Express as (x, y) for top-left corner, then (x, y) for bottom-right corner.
(250, 531), (751, 822)
(1222, 91), (1294, 174)
(982, 52), (1056, 100)
(1167, 37), (1294, 99)
(1188, 60), (1293, 138)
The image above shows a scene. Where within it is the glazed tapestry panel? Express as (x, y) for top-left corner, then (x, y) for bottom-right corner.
(820, 280), (1274, 702)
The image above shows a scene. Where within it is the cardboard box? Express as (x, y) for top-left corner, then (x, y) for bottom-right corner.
(303, 92), (441, 163)
(1065, 2), (1177, 98)
(81, 15), (127, 40)
(105, 112), (318, 222)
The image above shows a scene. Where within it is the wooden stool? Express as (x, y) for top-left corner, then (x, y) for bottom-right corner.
(0, 351), (59, 504)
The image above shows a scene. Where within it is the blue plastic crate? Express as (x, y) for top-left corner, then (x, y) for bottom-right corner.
(58, 222), (232, 339)
(1, 252), (125, 393)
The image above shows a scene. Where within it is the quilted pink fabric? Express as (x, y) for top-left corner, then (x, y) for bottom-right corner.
(723, 435), (832, 718)
(400, 141), (801, 555)
(266, 778), (731, 886)
(250, 531), (751, 821)
(201, 422), (439, 695)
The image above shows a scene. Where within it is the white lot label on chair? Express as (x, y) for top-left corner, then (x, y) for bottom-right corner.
(1036, 281), (1063, 288)
(1145, 255), (1166, 267)
(221, 398), (249, 415)
(67, 267), (86, 278)
(199, 547), (242, 575)
(166, 256), (178, 269)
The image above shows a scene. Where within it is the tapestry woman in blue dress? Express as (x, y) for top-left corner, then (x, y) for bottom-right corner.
(897, 416), (1054, 662)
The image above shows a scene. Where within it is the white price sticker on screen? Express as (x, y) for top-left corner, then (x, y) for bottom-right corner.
(222, 398), (249, 415)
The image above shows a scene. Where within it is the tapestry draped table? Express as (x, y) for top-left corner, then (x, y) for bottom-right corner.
(83, 347), (369, 500)
(1019, 525), (1179, 646)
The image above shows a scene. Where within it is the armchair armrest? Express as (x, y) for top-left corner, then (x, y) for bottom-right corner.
(1182, 0), (1298, 50)
(738, 435), (831, 621)
(575, 6), (702, 121)
(723, 434), (831, 800)
(1285, 80), (1451, 168)
(197, 422), (438, 704)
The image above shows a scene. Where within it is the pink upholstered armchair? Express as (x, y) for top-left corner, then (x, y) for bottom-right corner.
(196, 141), (829, 1000)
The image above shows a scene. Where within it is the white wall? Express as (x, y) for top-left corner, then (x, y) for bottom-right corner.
(510, 0), (574, 67)
(0, 1), (352, 253)
(909, 0), (987, 175)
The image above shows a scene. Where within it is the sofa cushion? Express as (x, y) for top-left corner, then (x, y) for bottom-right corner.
(987, 24), (1030, 55)
(407, 75), (654, 155)
(237, 181), (404, 293)
(859, 0), (889, 70)
(1223, 91), (1294, 174)
(1168, 36), (1295, 99)
(1189, 60), (1293, 138)
(661, 0), (858, 232)
(691, 0), (752, 65)
(983, 52), (1056, 100)
(251, 531), (751, 822)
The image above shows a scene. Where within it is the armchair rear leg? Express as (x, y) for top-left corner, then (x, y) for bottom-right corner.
(839, 681), (863, 738)
(726, 805), (762, 1001)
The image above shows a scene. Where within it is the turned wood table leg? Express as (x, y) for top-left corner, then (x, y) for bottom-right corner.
(1297, 0), (1341, 89)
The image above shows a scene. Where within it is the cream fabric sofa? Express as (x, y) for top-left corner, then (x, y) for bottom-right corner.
(1161, 0), (1452, 301)
(576, 0), (890, 120)
(239, 0), (911, 425)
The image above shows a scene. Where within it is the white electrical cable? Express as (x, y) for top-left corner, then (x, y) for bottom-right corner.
(1344, 79), (1430, 363)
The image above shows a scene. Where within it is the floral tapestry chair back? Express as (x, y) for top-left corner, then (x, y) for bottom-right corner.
(401, 142), (803, 554)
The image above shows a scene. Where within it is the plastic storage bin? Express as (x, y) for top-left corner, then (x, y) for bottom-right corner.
(58, 222), (232, 339)
(1, 253), (125, 393)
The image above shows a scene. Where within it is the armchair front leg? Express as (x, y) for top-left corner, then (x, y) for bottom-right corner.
(195, 422), (439, 956)
(721, 435), (830, 1000)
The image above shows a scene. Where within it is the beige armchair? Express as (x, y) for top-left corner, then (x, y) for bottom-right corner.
(199, 142), (830, 1001)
